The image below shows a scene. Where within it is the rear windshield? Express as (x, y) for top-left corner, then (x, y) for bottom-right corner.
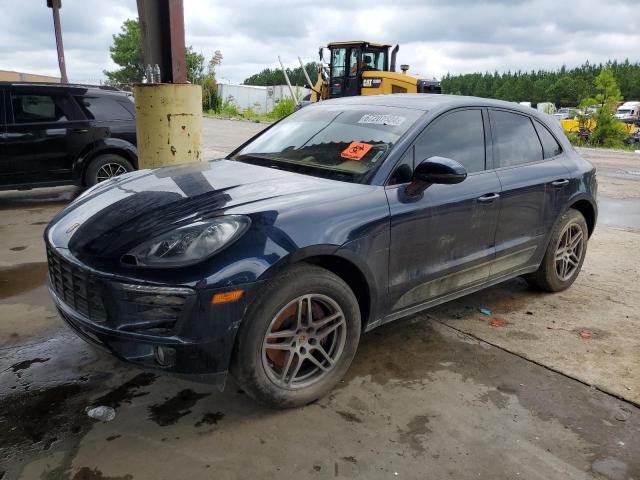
(231, 105), (423, 183)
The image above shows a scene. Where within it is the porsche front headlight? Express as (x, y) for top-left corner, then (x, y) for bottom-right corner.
(126, 215), (250, 267)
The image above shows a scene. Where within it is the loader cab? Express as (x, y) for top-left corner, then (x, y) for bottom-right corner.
(326, 41), (390, 99)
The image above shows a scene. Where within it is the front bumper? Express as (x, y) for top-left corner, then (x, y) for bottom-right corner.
(46, 246), (262, 386)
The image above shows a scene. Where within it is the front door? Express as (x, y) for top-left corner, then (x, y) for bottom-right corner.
(4, 88), (93, 186)
(488, 109), (571, 277)
(0, 89), (7, 188)
(385, 109), (501, 318)
(329, 47), (361, 98)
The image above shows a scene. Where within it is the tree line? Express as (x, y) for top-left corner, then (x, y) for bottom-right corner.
(243, 63), (320, 87)
(441, 60), (640, 107)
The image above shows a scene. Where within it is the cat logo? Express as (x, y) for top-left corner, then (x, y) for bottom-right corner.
(65, 222), (81, 234)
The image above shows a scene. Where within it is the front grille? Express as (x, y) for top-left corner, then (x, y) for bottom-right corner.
(47, 246), (107, 322)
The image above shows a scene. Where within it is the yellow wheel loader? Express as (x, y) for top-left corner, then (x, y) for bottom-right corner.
(307, 41), (441, 102)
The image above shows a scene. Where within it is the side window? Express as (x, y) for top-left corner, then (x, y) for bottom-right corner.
(331, 48), (347, 78)
(11, 93), (73, 124)
(534, 120), (562, 159)
(348, 49), (359, 77)
(414, 109), (486, 173)
(75, 96), (134, 121)
(388, 147), (414, 185)
(491, 110), (543, 167)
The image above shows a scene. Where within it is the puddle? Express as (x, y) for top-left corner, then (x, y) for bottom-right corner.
(194, 411), (224, 427)
(0, 263), (48, 300)
(9, 357), (49, 373)
(0, 381), (94, 457)
(598, 197), (640, 230)
(148, 389), (210, 426)
(91, 372), (157, 409)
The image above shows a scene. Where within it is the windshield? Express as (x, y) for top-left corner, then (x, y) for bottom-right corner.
(232, 105), (423, 183)
(617, 109), (631, 114)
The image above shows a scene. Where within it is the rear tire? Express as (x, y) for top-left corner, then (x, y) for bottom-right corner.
(525, 208), (588, 292)
(231, 264), (361, 408)
(84, 154), (134, 187)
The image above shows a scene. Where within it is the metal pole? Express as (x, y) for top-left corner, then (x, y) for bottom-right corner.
(47, 0), (68, 83)
(298, 56), (314, 88)
(278, 56), (298, 105)
(137, 0), (186, 83)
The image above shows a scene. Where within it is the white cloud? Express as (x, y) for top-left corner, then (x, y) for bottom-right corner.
(0, 0), (637, 84)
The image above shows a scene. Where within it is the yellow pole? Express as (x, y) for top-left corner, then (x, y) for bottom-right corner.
(133, 83), (202, 169)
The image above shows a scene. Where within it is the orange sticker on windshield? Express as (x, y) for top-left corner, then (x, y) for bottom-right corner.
(341, 142), (373, 161)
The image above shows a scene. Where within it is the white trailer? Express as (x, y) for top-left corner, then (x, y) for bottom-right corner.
(615, 102), (640, 121)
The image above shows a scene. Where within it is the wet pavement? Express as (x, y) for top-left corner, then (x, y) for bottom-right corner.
(1, 321), (639, 479)
(598, 198), (640, 230)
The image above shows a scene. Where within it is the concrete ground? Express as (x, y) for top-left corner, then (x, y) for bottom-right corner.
(0, 118), (639, 479)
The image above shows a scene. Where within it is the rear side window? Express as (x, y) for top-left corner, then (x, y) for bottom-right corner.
(75, 96), (134, 121)
(414, 109), (486, 173)
(491, 110), (543, 167)
(10, 94), (74, 124)
(534, 120), (562, 158)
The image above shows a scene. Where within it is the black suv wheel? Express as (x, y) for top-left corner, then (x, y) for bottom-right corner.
(85, 154), (134, 186)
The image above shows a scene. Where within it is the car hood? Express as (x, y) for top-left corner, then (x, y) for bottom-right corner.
(47, 159), (374, 260)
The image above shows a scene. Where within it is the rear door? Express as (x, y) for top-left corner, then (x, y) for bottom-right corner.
(4, 87), (92, 185)
(385, 108), (502, 316)
(489, 109), (571, 277)
(74, 93), (136, 145)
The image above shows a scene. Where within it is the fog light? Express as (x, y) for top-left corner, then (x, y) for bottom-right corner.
(154, 346), (175, 367)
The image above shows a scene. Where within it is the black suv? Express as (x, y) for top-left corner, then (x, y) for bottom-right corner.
(0, 82), (137, 190)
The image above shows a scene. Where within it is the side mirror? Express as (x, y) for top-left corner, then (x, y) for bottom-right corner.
(414, 156), (467, 184)
(406, 156), (467, 196)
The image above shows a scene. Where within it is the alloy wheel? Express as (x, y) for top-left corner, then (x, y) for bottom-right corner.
(555, 222), (585, 281)
(96, 163), (128, 183)
(262, 294), (347, 390)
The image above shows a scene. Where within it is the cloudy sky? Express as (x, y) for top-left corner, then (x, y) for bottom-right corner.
(0, 0), (637, 84)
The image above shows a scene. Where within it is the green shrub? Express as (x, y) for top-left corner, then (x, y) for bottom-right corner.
(268, 98), (296, 120)
(218, 99), (242, 118)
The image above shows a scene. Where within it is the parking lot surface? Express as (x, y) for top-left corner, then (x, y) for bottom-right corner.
(1, 118), (638, 479)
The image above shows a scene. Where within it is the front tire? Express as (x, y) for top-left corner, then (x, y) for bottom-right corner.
(84, 154), (134, 187)
(525, 208), (589, 292)
(231, 264), (361, 408)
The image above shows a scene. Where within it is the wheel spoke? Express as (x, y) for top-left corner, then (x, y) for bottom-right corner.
(314, 345), (334, 368)
(317, 318), (345, 340)
(570, 230), (583, 249)
(555, 249), (565, 261)
(264, 342), (294, 351)
(280, 351), (296, 381)
(287, 356), (303, 386)
(266, 329), (297, 340)
(313, 312), (342, 329)
(306, 353), (330, 372)
(306, 296), (314, 326)
(296, 296), (305, 329)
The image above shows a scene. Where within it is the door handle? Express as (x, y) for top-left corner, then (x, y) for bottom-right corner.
(551, 179), (569, 187)
(71, 128), (89, 134)
(477, 193), (500, 203)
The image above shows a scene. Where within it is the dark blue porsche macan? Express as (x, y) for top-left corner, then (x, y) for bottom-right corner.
(46, 94), (597, 407)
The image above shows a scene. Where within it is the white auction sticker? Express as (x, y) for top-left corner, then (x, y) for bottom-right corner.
(358, 114), (406, 126)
